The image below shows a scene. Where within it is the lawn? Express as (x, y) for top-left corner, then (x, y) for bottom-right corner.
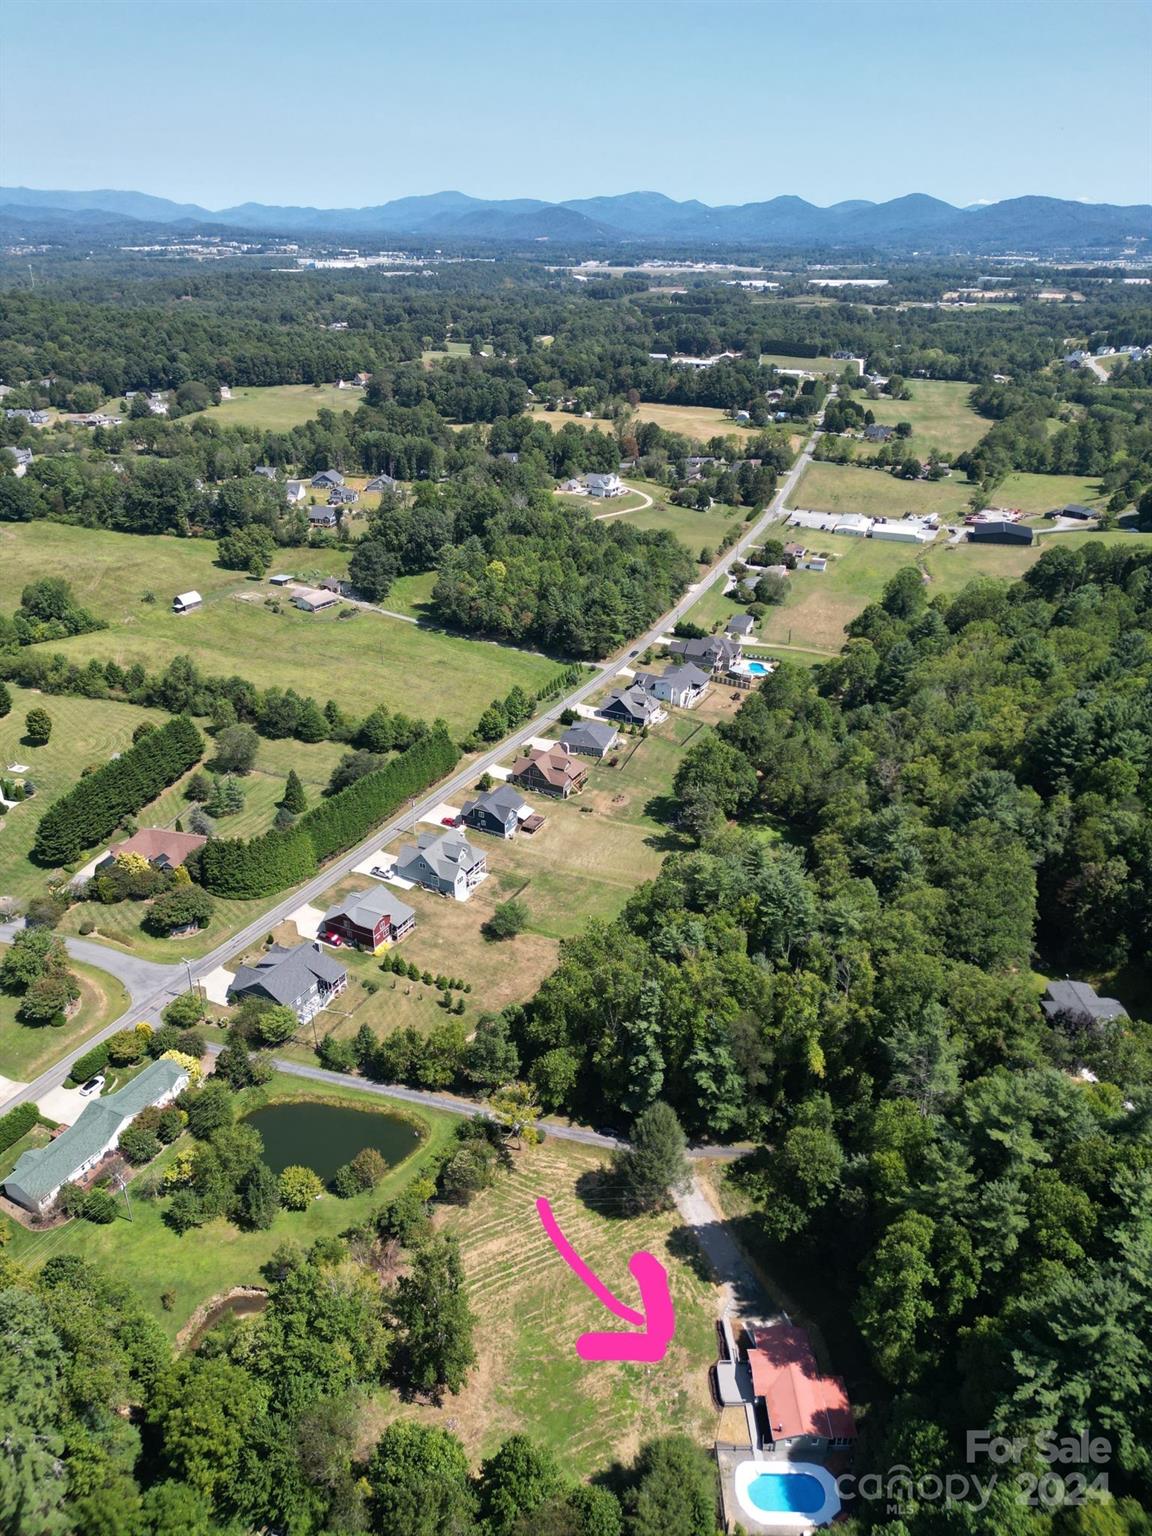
(753, 527), (1152, 655)
(760, 352), (854, 374)
(184, 384), (364, 431)
(530, 407), (617, 434)
(991, 471), (1108, 517)
(597, 482), (744, 556)
(41, 589), (561, 734)
(380, 571), (438, 618)
(0, 685), (171, 903)
(6, 1073), (457, 1338)
(625, 402), (760, 444)
(794, 461), (975, 518)
(380, 1136), (718, 1473)
(0, 958), (130, 1081)
(0, 522), (351, 624)
(855, 380), (987, 462)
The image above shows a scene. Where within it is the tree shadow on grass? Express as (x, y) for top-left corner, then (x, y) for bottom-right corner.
(664, 1221), (716, 1286)
(574, 1164), (636, 1223)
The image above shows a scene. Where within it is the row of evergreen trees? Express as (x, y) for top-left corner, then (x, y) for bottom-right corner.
(32, 716), (203, 865)
(199, 726), (460, 897)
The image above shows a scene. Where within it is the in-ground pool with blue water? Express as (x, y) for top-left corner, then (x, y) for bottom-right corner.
(746, 1471), (826, 1515)
(745, 660), (770, 676)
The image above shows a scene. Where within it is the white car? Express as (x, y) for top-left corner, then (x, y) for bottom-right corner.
(370, 865), (389, 878)
(78, 1074), (105, 1097)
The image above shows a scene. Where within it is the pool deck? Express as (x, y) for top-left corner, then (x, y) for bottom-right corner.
(716, 1446), (846, 1534)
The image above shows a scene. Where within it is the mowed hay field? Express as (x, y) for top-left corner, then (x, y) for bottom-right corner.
(184, 383), (363, 431)
(993, 471), (1108, 517)
(386, 1138), (718, 1473)
(795, 461), (974, 518)
(0, 957), (130, 1080)
(590, 482), (745, 555)
(854, 380), (987, 460)
(0, 524), (351, 625)
(42, 591), (560, 734)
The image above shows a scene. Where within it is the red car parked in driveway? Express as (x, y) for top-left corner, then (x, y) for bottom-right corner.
(441, 815), (458, 827)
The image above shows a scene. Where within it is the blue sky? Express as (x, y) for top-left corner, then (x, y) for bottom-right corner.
(2, 0), (1149, 208)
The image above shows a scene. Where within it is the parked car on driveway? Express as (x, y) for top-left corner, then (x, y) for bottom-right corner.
(370, 865), (389, 878)
(79, 1074), (105, 1098)
(321, 931), (345, 947)
(441, 815), (458, 827)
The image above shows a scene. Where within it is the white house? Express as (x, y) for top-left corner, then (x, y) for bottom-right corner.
(635, 663), (712, 709)
(585, 472), (625, 499)
(172, 591), (203, 614)
(3, 1059), (190, 1214)
(285, 479), (307, 504)
(291, 586), (340, 613)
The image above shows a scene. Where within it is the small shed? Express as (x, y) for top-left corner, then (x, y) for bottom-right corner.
(172, 591), (202, 614)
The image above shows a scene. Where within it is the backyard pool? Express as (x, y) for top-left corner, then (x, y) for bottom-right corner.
(244, 1101), (422, 1179)
(744, 660), (770, 676)
(733, 1461), (841, 1528)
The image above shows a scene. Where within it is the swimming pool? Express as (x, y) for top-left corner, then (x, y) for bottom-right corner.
(733, 1460), (841, 1528)
(744, 660), (770, 676)
(747, 1472), (825, 1514)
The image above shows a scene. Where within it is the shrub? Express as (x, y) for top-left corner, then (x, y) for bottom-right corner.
(118, 1125), (162, 1166)
(330, 1163), (362, 1198)
(162, 990), (205, 1030)
(0, 1101), (39, 1154)
(482, 898), (529, 941)
(279, 1164), (323, 1210)
(68, 1042), (110, 1085)
(56, 1182), (87, 1217)
(350, 1147), (388, 1189)
(82, 1190), (119, 1223)
(25, 707), (52, 745)
(143, 885), (214, 936)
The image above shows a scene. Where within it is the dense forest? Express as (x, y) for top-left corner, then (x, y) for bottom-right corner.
(492, 543), (1152, 1530)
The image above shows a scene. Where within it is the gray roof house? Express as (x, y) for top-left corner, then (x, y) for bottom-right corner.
(863, 423), (895, 442)
(321, 886), (416, 950)
(599, 684), (666, 728)
(311, 469), (345, 488)
(560, 720), (619, 758)
(727, 614), (755, 637)
(253, 464), (278, 480)
(4, 1058), (189, 1214)
(285, 479), (307, 503)
(1041, 980), (1128, 1031)
(366, 473), (399, 493)
(396, 829), (487, 901)
(634, 663), (711, 709)
(228, 941), (347, 1024)
(461, 784), (529, 840)
(668, 634), (742, 672)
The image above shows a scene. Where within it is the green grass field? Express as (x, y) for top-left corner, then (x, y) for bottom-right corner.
(39, 587), (559, 733)
(598, 483), (744, 555)
(5, 1074), (456, 1337)
(760, 352), (854, 374)
(856, 380), (987, 461)
(0, 958), (130, 1080)
(185, 384), (363, 431)
(0, 523), (350, 623)
(794, 461), (975, 518)
(991, 471), (1107, 516)
(385, 1136), (717, 1472)
(0, 685), (171, 902)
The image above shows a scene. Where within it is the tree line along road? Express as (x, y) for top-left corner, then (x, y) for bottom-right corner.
(2, 422), (822, 1127)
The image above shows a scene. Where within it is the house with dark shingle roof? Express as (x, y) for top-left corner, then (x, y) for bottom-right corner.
(461, 784), (529, 840)
(228, 942), (347, 1023)
(1041, 980), (1128, 1031)
(4, 1058), (189, 1214)
(668, 634), (742, 672)
(726, 614), (755, 638)
(560, 721), (619, 759)
(321, 886), (415, 951)
(395, 829), (487, 900)
(599, 685), (666, 728)
(366, 473), (399, 493)
(311, 469), (345, 488)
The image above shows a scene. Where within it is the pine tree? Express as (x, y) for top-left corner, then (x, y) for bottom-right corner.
(281, 769), (307, 814)
(24, 707), (52, 745)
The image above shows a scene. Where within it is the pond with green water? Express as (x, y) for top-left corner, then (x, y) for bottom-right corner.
(244, 1101), (422, 1179)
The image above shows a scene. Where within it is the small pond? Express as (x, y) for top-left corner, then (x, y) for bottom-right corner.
(244, 1101), (422, 1179)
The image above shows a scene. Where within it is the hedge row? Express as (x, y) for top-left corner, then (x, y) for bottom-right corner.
(200, 726), (460, 898)
(68, 1042), (110, 1084)
(33, 715), (203, 865)
(0, 1101), (38, 1154)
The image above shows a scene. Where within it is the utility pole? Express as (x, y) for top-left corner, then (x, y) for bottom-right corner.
(182, 956), (203, 1016)
(116, 1172), (133, 1221)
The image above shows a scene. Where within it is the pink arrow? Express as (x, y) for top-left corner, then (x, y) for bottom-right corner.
(536, 1196), (676, 1362)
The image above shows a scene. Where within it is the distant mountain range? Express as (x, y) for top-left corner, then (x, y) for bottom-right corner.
(2, 186), (1150, 251)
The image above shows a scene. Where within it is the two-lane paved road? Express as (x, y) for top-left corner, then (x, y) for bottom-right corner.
(2, 424), (822, 1117)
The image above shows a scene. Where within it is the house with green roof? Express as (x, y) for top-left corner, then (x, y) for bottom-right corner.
(4, 1057), (189, 1214)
